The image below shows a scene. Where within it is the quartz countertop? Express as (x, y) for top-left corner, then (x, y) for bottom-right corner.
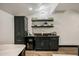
(0, 44), (25, 56)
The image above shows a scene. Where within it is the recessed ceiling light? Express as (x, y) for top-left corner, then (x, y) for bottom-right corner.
(29, 7), (32, 11)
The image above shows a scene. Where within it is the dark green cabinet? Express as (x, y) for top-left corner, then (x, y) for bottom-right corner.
(25, 36), (59, 51)
(35, 36), (59, 51)
(14, 16), (28, 44)
(49, 37), (59, 50)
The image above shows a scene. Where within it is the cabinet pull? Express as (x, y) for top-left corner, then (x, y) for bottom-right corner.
(41, 42), (44, 46)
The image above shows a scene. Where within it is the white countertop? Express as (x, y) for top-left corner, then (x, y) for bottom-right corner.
(0, 44), (25, 56)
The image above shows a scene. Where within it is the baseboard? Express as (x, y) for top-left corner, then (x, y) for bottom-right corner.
(59, 45), (78, 47)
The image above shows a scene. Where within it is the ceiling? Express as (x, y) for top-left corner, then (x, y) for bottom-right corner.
(0, 3), (58, 16)
(55, 3), (79, 13)
(0, 3), (40, 16)
(0, 3), (79, 17)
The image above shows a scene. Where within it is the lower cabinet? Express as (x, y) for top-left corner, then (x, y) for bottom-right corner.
(49, 38), (59, 50)
(34, 37), (42, 50)
(35, 37), (49, 50)
(41, 39), (49, 50)
(35, 36), (59, 51)
(25, 37), (34, 50)
(25, 36), (59, 51)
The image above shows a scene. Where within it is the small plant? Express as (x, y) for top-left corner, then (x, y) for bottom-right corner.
(32, 17), (38, 20)
(48, 17), (54, 21)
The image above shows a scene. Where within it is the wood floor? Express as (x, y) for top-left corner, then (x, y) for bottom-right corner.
(25, 47), (78, 56)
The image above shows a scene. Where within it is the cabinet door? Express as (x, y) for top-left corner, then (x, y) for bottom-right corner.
(35, 37), (49, 50)
(14, 16), (25, 44)
(41, 38), (49, 50)
(50, 37), (59, 50)
(35, 37), (42, 50)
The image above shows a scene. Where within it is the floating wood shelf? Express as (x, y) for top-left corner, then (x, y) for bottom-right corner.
(32, 26), (54, 28)
(32, 19), (54, 22)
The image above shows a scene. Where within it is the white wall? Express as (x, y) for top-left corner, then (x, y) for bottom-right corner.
(53, 10), (79, 45)
(0, 10), (14, 44)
